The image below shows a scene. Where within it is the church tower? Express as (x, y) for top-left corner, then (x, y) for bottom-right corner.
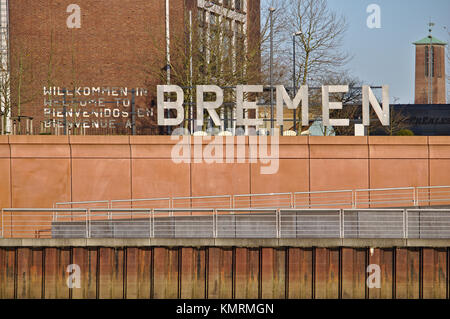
(413, 24), (447, 104)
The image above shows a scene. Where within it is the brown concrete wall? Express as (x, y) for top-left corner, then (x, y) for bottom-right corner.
(0, 245), (449, 299)
(1, 136), (450, 210)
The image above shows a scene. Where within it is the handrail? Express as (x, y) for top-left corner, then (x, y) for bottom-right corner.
(52, 185), (450, 211)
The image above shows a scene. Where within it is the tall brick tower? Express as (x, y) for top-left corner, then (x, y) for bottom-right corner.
(413, 27), (447, 104)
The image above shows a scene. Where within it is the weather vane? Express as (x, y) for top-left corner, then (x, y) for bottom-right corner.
(428, 19), (435, 37)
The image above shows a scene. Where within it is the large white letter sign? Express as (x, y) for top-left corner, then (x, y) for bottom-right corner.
(322, 85), (350, 127)
(362, 85), (389, 126)
(196, 85), (223, 127)
(66, 4), (81, 29)
(276, 85), (309, 126)
(157, 85), (184, 126)
(236, 85), (263, 127)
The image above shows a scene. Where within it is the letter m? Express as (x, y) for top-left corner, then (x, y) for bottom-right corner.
(276, 85), (309, 127)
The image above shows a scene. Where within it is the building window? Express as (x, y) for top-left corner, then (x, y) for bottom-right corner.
(425, 46), (435, 78)
(198, 9), (205, 26)
(209, 12), (217, 26)
(235, 21), (244, 34)
(235, 0), (241, 12)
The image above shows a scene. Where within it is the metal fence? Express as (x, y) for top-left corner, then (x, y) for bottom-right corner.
(280, 209), (342, 238)
(2, 208), (450, 239)
(53, 185), (450, 211)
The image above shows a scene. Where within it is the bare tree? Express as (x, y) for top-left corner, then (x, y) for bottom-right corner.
(260, 0), (291, 85)
(141, 4), (270, 132)
(368, 105), (410, 136)
(0, 64), (11, 134)
(1, 42), (40, 135)
(316, 73), (363, 135)
(265, 0), (352, 132)
(287, 0), (351, 86)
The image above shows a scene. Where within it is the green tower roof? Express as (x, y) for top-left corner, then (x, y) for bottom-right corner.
(413, 36), (447, 45)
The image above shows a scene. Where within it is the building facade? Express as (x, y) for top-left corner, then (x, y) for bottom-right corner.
(0, 0), (260, 135)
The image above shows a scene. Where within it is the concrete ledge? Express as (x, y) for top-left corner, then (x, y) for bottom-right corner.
(406, 239), (450, 247)
(84, 238), (152, 247)
(278, 238), (342, 247)
(214, 238), (280, 247)
(150, 238), (215, 247)
(342, 238), (407, 248)
(2, 238), (450, 248)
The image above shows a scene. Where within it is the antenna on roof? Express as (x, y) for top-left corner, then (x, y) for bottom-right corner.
(428, 19), (435, 38)
(427, 18), (435, 104)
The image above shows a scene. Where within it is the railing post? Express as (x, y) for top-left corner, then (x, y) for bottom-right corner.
(151, 209), (155, 238)
(289, 193), (295, 208)
(86, 209), (90, 239)
(352, 190), (357, 209)
(1, 209), (3, 239)
(276, 209), (280, 239)
(213, 209), (217, 238)
(404, 209), (408, 239)
(413, 187), (418, 206)
(339, 209), (344, 239)
(403, 209), (407, 239)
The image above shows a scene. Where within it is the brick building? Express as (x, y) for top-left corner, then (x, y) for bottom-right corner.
(0, 0), (260, 135)
(413, 35), (447, 104)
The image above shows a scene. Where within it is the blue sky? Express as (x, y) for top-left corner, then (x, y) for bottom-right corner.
(327, 0), (450, 103)
(264, 0), (450, 104)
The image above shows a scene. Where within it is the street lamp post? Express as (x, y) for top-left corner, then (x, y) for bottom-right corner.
(269, 7), (275, 135)
(166, 0), (171, 134)
(292, 31), (302, 133)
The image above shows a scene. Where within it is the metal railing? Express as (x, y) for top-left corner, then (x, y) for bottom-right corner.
(354, 187), (416, 207)
(2, 208), (450, 240)
(342, 209), (405, 239)
(216, 209), (278, 238)
(407, 209), (450, 239)
(233, 193), (292, 209)
(416, 186), (450, 206)
(1, 208), (89, 239)
(110, 198), (171, 209)
(172, 195), (232, 209)
(53, 185), (450, 211)
(279, 209), (341, 238)
(293, 190), (353, 209)
(54, 200), (110, 209)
